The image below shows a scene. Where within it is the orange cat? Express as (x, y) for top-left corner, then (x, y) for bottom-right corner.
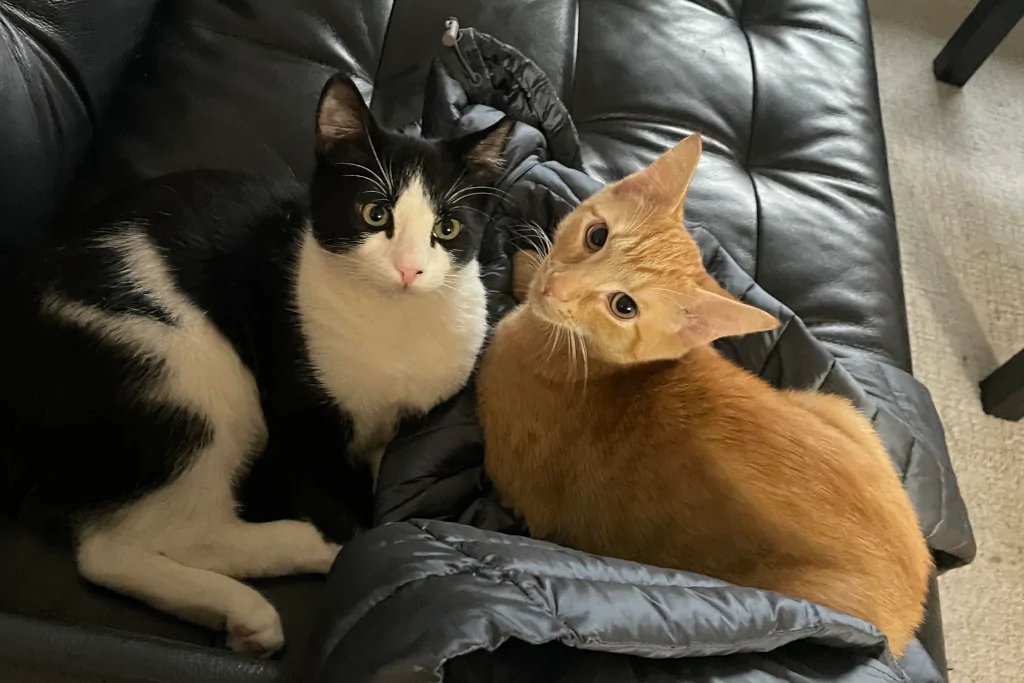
(477, 134), (932, 656)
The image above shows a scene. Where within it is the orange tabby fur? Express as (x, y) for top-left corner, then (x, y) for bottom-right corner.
(477, 134), (932, 656)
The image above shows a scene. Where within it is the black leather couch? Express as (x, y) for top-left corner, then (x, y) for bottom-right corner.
(0, 0), (961, 681)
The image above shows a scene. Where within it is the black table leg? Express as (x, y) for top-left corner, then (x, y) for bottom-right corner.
(980, 348), (1024, 421)
(933, 0), (1024, 86)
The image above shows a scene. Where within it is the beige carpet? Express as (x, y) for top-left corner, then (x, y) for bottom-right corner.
(867, 1), (1024, 681)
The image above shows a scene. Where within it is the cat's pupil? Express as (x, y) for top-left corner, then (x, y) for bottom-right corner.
(441, 220), (453, 235)
(612, 293), (638, 318)
(369, 205), (386, 222)
(586, 224), (608, 250)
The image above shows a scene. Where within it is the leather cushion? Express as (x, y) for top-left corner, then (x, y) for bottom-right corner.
(0, 0), (159, 254)
(66, 0), (911, 372)
(0, 0), (934, 674)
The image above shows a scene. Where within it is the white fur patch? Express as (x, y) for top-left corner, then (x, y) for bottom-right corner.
(351, 171), (453, 292)
(42, 229), (268, 536)
(296, 226), (488, 481)
(48, 227), (338, 656)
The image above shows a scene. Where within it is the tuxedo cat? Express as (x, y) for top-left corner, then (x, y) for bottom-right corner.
(0, 75), (511, 656)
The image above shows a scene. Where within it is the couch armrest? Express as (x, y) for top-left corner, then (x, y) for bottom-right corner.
(0, 0), (160, 255)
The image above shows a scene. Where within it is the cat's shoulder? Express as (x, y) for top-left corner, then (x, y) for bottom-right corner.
(83, 170), (306, 237)
(64, 171), (305, 262)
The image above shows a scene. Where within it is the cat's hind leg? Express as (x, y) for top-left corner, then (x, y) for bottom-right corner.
(76, 529), (286, 657)
(75, 443), (342, 656)
(77, 511), (341, 656)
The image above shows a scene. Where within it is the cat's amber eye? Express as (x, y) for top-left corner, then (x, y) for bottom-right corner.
(585, 224), (608, 251)
(361, 202), (391, 227)
(609, 292), (638, 319)
(433, 218), (463, 241)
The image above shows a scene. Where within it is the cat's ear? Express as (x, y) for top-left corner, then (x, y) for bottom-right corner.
(675, 287), (779, 349)
(451, 118), (514, 181)
(614, 133), (702, 218)
(316, 74), (376, 156)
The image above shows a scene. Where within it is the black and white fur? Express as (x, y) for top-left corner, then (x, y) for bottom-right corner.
(0, 75), (511, 655)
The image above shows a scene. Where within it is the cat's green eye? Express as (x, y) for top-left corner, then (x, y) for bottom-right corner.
(361, 202), (391, 227)
(585, 224), (608, 251)
(609, 292), (638, 320)
(433, 218), (463, 241)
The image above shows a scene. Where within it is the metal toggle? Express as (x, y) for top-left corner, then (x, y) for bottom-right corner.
(441, 16), (483, 86)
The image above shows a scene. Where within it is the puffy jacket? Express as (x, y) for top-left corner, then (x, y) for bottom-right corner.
(303, 30), (972, 683)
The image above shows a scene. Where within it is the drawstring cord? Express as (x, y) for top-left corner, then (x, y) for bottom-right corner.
(442, 17), (483, 86)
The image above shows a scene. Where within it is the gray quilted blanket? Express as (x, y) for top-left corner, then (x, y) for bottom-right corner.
(302, 27), (972, 683)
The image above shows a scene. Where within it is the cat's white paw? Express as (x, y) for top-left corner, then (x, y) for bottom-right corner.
(226, 601), (285, 658)
(310, 541), (342, 574)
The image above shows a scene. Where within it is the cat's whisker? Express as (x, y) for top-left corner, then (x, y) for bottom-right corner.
(519, 250), (544, 270)
(385, 155), (397, 194)
(568, 329), (579, 381)
(523, 218), (553, 244)
(543, 324), (561, 368)
(511, 223), (553, 259)
(449, 184), (514, 201)
(337, 174), (390, 201)
(336, 171), (384, 187)
(448, 186), (519, 209)
(451, 205), (493, 222)
(365, 132), (394, 195)
(334, 162), (388, 194)
(449, 190), (515, 206)
(444, 168), (470, 203)
(514, 221), (554, 255)
(512, 234), (548, 259)
(577, 330), (590, 392)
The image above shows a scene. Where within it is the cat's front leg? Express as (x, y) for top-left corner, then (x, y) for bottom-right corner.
(76, 527), (288, 658)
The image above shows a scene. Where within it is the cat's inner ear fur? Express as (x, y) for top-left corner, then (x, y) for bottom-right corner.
(454, 119), (515, 180)
(316, 75), (374, 156)
(674, 286), (779, 350)
(614, 133), (703, 218)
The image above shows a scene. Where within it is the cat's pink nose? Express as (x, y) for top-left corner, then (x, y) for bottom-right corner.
(543, 272), (571, 301)
(395, 263), (423, 286)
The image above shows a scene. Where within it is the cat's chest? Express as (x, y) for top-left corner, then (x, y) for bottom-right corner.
(299, 265), (487, 452)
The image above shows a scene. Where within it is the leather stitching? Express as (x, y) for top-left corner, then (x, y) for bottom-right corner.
(186, 22), (351, 75)
(736, 2), (764, 287)
(1, 4), (97, 125)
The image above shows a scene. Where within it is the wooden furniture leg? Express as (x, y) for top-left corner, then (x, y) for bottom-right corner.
(933, 0), (1024, 86)
(980, 348), (1024, 421)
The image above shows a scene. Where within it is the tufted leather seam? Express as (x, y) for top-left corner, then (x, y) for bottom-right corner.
(820, 336), (899, 367)
(1, 4), (96, 126)
(750, 164), (884, 195)
(566, 0), (580, 116)
(371, 2), (397, 86)
(736, 1), (764, 286)
(186, 22), (360, 75)
(755, 22), (869, 57)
